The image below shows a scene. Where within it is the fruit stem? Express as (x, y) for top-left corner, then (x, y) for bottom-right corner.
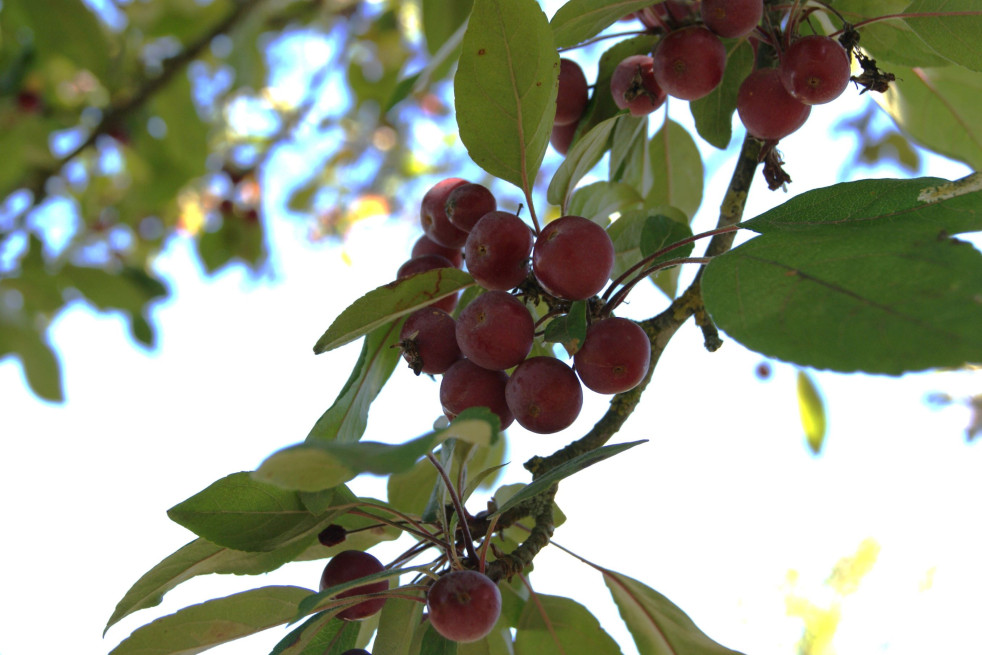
(426, 452), (481, 566)
(603, 256), (712, 314)
(347, 508), (446, 547)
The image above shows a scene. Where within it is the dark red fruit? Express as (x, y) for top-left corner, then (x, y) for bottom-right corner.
(652, 26), (726, 100)
(700, 0), (762, 38)
(446, 183), (497, 233)
(421, 178), (470, 248)
(610, 55), (667, 116)
(737, 67), (811, 141)
(455, 291), (534, 370)
(397, 254), (458, 313)
(412, 234), (463, 268)
(505, 357), (583, 434)
(637, 1), (698, 29)
(16, 90), (42, 113)
(556, 58), (589, 126)
(550, 120), (578, 155)
(341, 650), (371, 655)
(779, 35), (851, 105)
(318, 524), (347, 547)
(427, 570), (502, 643)
(573, 317), (651, 394)
(320, 550), (388, 620)
(440, 359), (514, 429)
(464, 211), (533, 291)
(400, 308), (461, 375)
(755, 361), (772, 380)
(533, 216), (614, 300)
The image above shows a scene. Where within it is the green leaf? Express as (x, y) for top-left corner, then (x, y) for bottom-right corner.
(269, 613), (359, 655)
(374, 597), (426, 655)
(689, 39), (753, 149)
(640, 214), (695, 262)
(877, 64), (982, 170)
(258, 409), (500, 491)
(833, 0), (950, 67)
(514, 593), (621, 655)
(603, 568), (743, 655)
(108, 586), (313, 655)
(609, 114), (648, 189)
(607, 208), (689, 298)
(292, 498), (403, 562)
(423, 0), (474, 55)
(0, 320), (64, 402)
(903, 1), (982, 73)
(702, 227), (982, 374)
(4, 0), (112, 78)
(421, 623), (459, 655)
(543, 300), (588, 356)
(296, 565), (423, 619)
(578, 34), (660, 135)
(454, 0), (557, 192)
(314, 269), (474, 353)
(307, 322), (403, 444)
(568, 181), (643, 224)
(105, 538), (309, 633)
(548, 116), (620, 211)
(494, 440), (646, 517)
(550, 0), (659, 49)
(167, 473), (346, 552)
(646, 119), (703, 220)
(797, 370), (827, 455)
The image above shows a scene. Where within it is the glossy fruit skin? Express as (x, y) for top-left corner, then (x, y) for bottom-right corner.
(550, 119), (578, 155)
(397, 254), (458, 313)
(412, 234), (463, 268)
(427, 570), (502, 643)
(505, 357), (583, 433)
(421, 178), (470, 248)
(574, 317), (651, 394)
(700, 0), (763, 38)
(556, 58), (589, 126)
(651, 26), (726, 101)
(533, 216), (614, 301)
(737, 67), (811, 141)
(400, 308), (461, 375)
(319, 550), (388, 621)
(440, 359), (514, 429)
(455, 291), (534, 370)
(610, 55), (667, 116)
(779, 35), (851, 105)
(446, 183), (497, 232)
(464, 211), (534, 291)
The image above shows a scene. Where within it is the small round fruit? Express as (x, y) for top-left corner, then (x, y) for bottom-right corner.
(573, 317), (651, 394)
(440, 359), (514, 429)
(412, 234), (463, 268)
(700, 0), (763, 39)
(397, 254), (458, 313)
(737, 67), (811, 141)
(550, 120), (578, 155)
(427, 570), (502, 643)
(400, 308), (461, 375)
(556, 58), (589, 126)
(464, 211), (534, 291)
(421, 178), (470, 248)
(610, 55), (667, 116)
(455, 291), (534, 370)
(318, 524), (347, 547)
(533, 216), (614, 300)
(505, 357), (583, 433)
(320, 550), (388, 621)
(652, 26), (727, 101)
(446, 183), (497, 232)
(779, 35), (851, 105)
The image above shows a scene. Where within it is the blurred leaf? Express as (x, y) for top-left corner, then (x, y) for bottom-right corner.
(690, 39), (753, 150)
(646, 118), (703, 220)
(568, 181), (643, 224)
(548, 115), (619, 211)
(3, 0), (112, 78)
(549, 0), (657, 49)
(313, 269), (474, 353)
(0, 114), (60, 197)
(543, 299), (587, 356)
(423, 0), (474, 55)
(454, 0), (557, 192)
(796, 370), (827, 454)
(903, 1), (982, 72)
(0, 318), (63, 402)
(197, 214), (267, 274)
(514, 593), (621, 655)
(108, 586), (313, 655)
(603, 568), (743, 655)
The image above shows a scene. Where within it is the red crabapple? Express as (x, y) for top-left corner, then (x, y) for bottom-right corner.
(400, 308), (461, 375)
(412, 234), (463, 268)
(397, 254), (458, 313)
(779, 35), (851, 105)
(652, 26), (726, 101)
(556, 58), (589, 126)
(455, 291), (534, 370)
(533, 216), (614, 300)
(610, 55), (667, 116)
(550, 120), (578, 155)
(319, 550), (388, 620)
(737, 67), (811, 141)
(427, 570), (502, 643)
(440, 359), (514, 429)
(505, 357), (583, 433)
(421, 178), (470, 248)
(573, 317), (651, 394)
(700, 0), (763, 39)
(464, 211), (534, 291)
(446, 183), (497, 232)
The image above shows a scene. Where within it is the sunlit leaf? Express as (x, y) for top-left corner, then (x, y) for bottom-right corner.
(548, 116), (620, 211)
(903, 1), (982, 72)
(550, 0), (659, 49)
(514, 593), (621, 655)
(568, 181), (643, 224)
(269, 612), (359, 655)
(833, 0), (950, 67)
(796, 370), (827, 455)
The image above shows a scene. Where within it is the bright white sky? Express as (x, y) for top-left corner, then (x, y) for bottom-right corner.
(2, 4), (981, 655)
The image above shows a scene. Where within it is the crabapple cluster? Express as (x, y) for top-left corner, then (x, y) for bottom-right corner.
(557, 1), (871, 156)
(397, 179), (653, 435)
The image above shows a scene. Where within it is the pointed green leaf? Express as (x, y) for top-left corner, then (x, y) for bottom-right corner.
(314, 269), (474, 354)
(548, 116), (620, 211)
(421, 623), (459, 655)
(833, 0), (950, 67)
(607, 207), (689, 298)
(797, 370), (827, 455)
(550, 0), (659, 49)
(514, 593), (621, 655)
(568, 181), (643, 224)
(494, 440), (646, 517)
(903, 1), (982, 72)
(690, 39), (753, 149)
(454, 0), (557, 192)
(0, 322), (64, 402)
(603, 568), (743, 655)
(646, 119), (703, 220)
(374, 597), (426, 655)
(269, 612), (359, 655)
(609, 114), (648, 189)
(108, 586), (313, 655)
(543, 300), (588, 356)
